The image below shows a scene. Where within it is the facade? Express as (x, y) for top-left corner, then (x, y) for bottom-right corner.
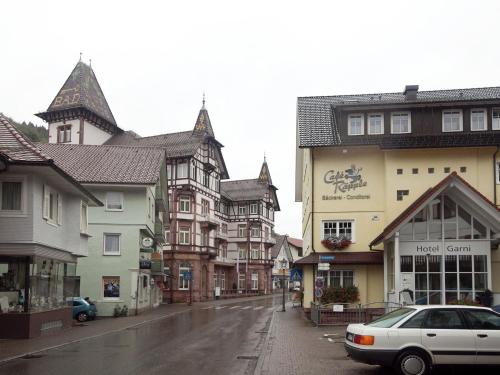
(39, 144), (169, 316)
(296, 85), (500, 309)
(271, 235), (303, 289)
(0, 115), (101, 337)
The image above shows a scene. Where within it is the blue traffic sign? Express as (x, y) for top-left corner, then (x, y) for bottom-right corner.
(289, 268), (302, 281)
(319, 255), (336, 262)
(315, 288), (323, 298)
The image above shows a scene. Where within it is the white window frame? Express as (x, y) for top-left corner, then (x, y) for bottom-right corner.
(103, 233), (121, 255)
(238, 205), (247, 216)
(105, 192), (124, 211)
(179, 227), (191, 245)
(0, 176), (26, 216)
(492, 109), (500, 130)
(179, 266), (190, 290)
(251, 272), (258, 290)
(391, 112), (411, 134)
(250, 203), (258, 215)
(347, 114), (364, 136)
(470, 108), (487, 131)
(321, 220), (355, 242)
(442, 109), (463, 132)
(238, 224), (246, 238)
(201, 199), (210, 215)
(238, 245), (246, 260)
(251, 245), (260, 259)
(80, 201), (88, 234)
(367, 113), (384, 135)
(177, 162), (188, 179)
(221, 271), (226, 290)
(251, 226), (260, 238)
(238, 273), (246, 290)
(179, 197), (190, 213)
(43, 184), (62, 225)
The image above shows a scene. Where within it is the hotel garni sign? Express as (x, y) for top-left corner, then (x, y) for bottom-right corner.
(323, 164), (369, 200)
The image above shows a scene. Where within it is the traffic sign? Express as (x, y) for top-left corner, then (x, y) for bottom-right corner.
(289, 268), (302, 281)
(318, 263), (330, 271)
(315, 277), (324, 289)
(315, 288), (323, 298)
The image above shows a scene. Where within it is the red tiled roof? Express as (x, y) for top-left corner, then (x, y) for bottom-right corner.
(39, 143), (165, 185)
(287, 237), (303, 248)
(294, 251), (383, 265)
(370, 172), (500, 247)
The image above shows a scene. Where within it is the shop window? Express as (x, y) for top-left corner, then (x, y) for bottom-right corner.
(397, 190), (409, 201)
(412, 168), (418, 174)
(397, 169), (403, 175)
(103, 276), (120, 298)
(105, 192), (123, 211)
(428, 168), (434, 174)
(103, 233), (121, 255)
(322, 220), (354, 241)
(0, 180), (22, 211)
(57, 125), (71, 143)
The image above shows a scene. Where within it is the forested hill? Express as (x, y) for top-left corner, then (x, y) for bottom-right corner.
(1, 114), (48, 142)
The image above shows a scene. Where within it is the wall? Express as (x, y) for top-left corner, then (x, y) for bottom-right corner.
(48, 119), (80, 144)
(83, 122), (113, 145)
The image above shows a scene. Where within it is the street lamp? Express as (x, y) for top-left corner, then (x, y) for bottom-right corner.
(279, 258), (287, 312)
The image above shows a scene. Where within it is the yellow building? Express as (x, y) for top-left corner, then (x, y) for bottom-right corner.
(295, 85), (500, 310)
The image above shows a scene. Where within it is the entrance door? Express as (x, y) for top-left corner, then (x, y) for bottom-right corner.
(421, 308), (476, 365)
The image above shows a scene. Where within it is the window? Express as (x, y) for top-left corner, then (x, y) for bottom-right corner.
(190, 161), (196, 180)
(423, 309), (465, 329)
(238, 205), (247, 215)
(177, 162), (188, 178)
(250, 203), (258, 214)
(460, 166), (467, 173)
(493, 109), (500, 130)
(221, 223), (228, 234)
(251, 272), (258, 290)
(43, 185), (62, 224)
(444, 167), (450, 173)
(251, 226), (260, 237)
(400, 310), (427, 329)
(397, 169), (403, 175)
(497, 162), (500, 184)
(57, 125), (71, 143)
(103, 276), (120, 298)
(470, 109), (487, 131)
(0, 181), (22, 211)
(322, 220), (354, 241)
(319, 270), (354, 288)
(203, 171), (209, 188)
(179, 264), (191, 290)
(265, 227), (269, 239)
(400, 256), (413, 272)
(221, 271), (226, 290)
(238, 245), (246, 260)
(179, 197), (190, 212)
(165, 228), (170, 244)
(166, 164), (172, 179)
(442, 110), (462, 132)
(428, 168), (434, 174)
(238, 273), (246, 290)
(397, 190), (409, 201)
(179, 227), (190, 245)
(238, 224), (246, 238)
(103, 233), (120, 255)
(105, 192), (123, 211)
(464, 310), (500, 330)
(201, 229), (209, 246)
(80, 202), (88, 234)
(251, 245), (259, 259)
(368, 113), (384, 134)
(201, 199), (210, 215)
(348, 114), (364, 135)
(391, 112), (411, 134)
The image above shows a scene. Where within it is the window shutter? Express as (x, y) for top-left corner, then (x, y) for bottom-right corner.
(57, 194), (62, 225)
(43, 185), (49, 219)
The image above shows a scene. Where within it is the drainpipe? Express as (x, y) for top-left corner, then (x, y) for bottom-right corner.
(494, 147), (499, 207)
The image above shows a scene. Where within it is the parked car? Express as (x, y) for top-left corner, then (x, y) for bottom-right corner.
(345, 305), (500, 375)
(72, 297), (97, 322)
(492, 304), (500, 314)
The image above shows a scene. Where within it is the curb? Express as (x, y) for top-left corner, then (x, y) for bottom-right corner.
(253, 305), (281, 375)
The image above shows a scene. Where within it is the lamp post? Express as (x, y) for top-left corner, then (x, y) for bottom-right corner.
(280, 258), (287, 312)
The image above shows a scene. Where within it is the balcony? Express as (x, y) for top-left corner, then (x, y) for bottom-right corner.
(215, 230), (228, 241)
(200, 246), (217, 259)
(199, 213), (219, 229)
(263, 236), (276, 245)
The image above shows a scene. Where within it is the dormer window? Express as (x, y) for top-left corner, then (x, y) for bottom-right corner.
(368, 113), (384, 135)
(471, 109), (487, 131)
(348, 114), (364, 135)
(493, 109), (500, 130)
(391, 112), (411, 134)
(442, 110), (462, 132)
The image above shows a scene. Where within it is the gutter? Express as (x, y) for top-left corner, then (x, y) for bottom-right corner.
(494, 146), (499, 207)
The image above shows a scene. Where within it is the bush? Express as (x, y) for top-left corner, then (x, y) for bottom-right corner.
(113, 304), (129, 317)
(320, 285), (359, 304)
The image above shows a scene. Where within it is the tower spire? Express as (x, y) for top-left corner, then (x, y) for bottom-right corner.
(202, 92), (206, 109)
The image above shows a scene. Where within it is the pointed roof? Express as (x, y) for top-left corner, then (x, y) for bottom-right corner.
(37, 61), (117, 127)
(258, 158), (273, 185)
(193, 100), (215, 137)
(370, 172), (500, 247)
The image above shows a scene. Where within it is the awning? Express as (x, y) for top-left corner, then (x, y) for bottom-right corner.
(294, 251), (382, 265)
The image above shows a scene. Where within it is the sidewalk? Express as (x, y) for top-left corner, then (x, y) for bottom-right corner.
(0, 294), (274, 364)
(255, 303), (375, 375)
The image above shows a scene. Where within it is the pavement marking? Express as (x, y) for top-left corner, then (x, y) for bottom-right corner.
(215, 306), (227, 310)
(202, 306), (214, 310)
(241, 306), (252, 310)
(229, 306), (242, 309)
(253, 306), (264, 310)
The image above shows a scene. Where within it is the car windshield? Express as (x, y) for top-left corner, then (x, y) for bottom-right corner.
(366, 308), (416, 328)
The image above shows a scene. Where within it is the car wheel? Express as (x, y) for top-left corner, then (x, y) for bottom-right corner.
(76, 312), (88, 322)
(394, 349), (430, 375)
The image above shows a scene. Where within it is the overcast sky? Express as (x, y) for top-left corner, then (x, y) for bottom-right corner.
(2, 0), (500, 238)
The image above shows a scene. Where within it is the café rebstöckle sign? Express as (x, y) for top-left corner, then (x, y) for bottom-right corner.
(323, 164), (370, 201)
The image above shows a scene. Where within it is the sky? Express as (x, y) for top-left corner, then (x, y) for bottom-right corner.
(2, 0), (500, 238)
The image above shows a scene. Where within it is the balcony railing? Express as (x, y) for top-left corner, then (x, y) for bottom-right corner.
(263, 236), (276, 245)
(199, 246), (218, 258)
(199, 213), (219, 229)
(215, 230), (228, 240)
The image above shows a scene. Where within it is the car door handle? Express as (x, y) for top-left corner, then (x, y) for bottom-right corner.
(477, 334), (488, 338)
(426, 333), (436, 337)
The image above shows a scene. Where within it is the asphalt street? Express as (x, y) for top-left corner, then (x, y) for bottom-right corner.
(0, 297), (279, 375)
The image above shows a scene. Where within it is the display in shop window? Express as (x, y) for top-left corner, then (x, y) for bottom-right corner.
(103, 277), (120, 298)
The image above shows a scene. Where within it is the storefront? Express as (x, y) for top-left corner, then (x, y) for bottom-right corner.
(371, 174), (500, 306)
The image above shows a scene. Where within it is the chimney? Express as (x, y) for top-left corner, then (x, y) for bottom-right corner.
(403, 85), (419, 101)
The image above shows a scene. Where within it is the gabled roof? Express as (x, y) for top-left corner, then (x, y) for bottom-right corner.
(297, 86), (500, 148)
(370, 172), (500, 247)
(287, 237), (303, 249)
(39, 143), (165, 185)
(0, 114), (101, 206)
(37, 61), (117, 127)
(258, 159), (273, 185)
(271, 234), (287, 258)
(193, 104), (215, 137)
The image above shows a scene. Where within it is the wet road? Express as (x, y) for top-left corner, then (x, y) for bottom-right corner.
(1, 296), (280, 375)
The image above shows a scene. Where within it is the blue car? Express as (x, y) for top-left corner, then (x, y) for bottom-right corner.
(72, 297), (97, 322)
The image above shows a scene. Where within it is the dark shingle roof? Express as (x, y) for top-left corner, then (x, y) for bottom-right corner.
(270, 234), (287, 258)
(0, 114), (50, 162)
(37, 61), (117, 127)
(220, 179), (270, 201)
(298, 86), (500, 147)
(39, 144), (165, 184)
